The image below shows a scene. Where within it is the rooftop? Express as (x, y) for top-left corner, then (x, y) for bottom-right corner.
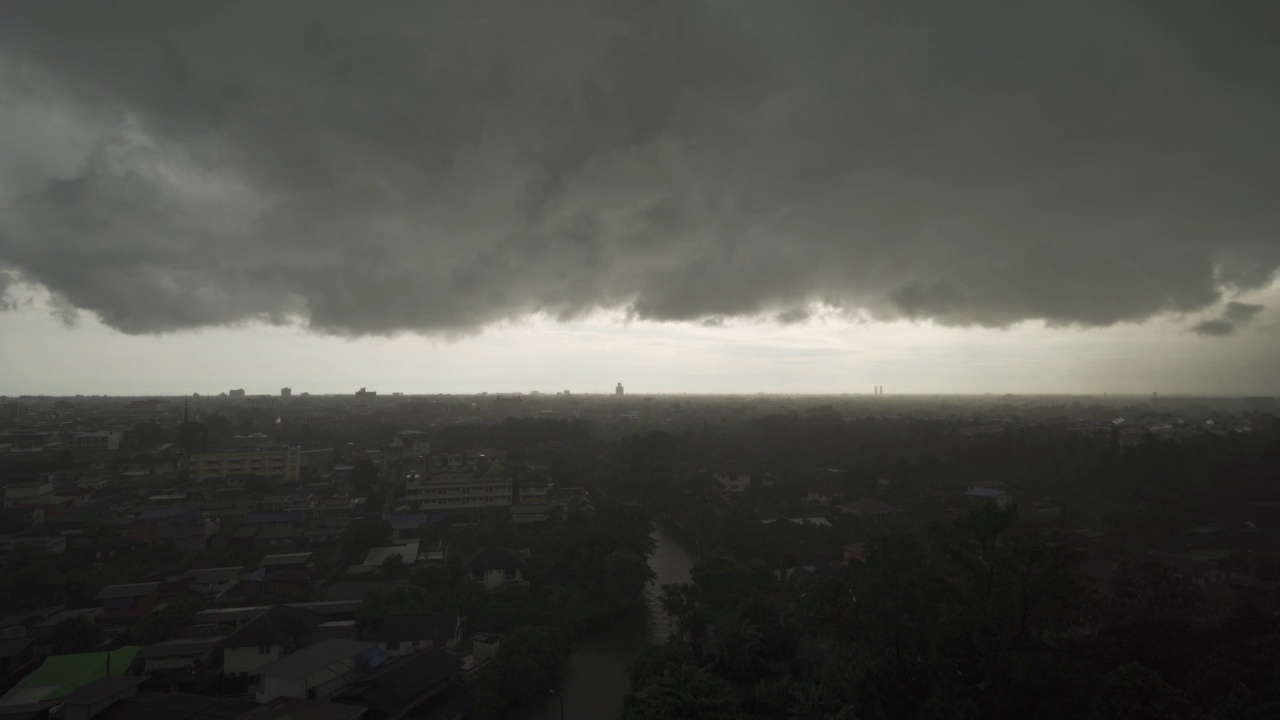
(236, 698), (367, 720)
(254, 638), (381, 680)
(258, 553), (312, 567)
(58, 675), (147, 705)
(95, 583), (161, 601)
(1, 647), (141, 703)
(362, 543), (419, 567)
(369, 613), (458, 645)
(183, 567), (243, 583)
(96, 691), (256, 720)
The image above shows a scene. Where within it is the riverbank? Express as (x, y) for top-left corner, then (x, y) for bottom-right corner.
(654, 514), (704, 563)
(514, 524), (695, 720)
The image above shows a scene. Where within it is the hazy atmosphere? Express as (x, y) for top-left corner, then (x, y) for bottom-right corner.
(2, 1), (1278, 394)
(2, 5), (1280, 719)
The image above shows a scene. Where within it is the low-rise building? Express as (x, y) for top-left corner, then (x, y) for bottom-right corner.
(368, 612), (460, 656)
(965, 487), (1013, 509)
(3, 476), (54, 508)
(837, 498), (903, 521)
(135, 637), (223, 676)
(219, 605), (320, 677)
(182, 567), (243, 595)
(404, 472), (511, 512)
(68, 431), (124, 452)
(362, 543), (419, 568)
(714, 473), (751, 493)
(460, 547), (529, 590)
(253, 638), (380, 703)
(95, 583), (162, 622)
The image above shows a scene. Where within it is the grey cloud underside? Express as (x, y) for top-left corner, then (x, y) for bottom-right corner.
(0, 0), (1278, 335)
(1191, 300), (1267, 337)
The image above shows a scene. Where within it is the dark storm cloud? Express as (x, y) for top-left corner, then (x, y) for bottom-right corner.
(0, 0), (1278, 335)
(1192, 318), (1237, 337)
(1224, 301), (1264, 324)
(1190, 300), (1267, 337)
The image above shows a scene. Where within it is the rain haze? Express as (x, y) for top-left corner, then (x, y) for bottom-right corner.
(1, 0), (1279, 394)
(5, 5), (1280, 719)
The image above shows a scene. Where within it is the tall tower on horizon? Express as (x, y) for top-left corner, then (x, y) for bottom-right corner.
(616, 382), (624, 396)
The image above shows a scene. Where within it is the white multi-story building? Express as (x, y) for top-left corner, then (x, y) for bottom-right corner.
(404, 472), (511, 511)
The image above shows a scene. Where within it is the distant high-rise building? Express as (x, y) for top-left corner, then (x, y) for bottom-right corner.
(616, 383), (624, 396)
(229, 388), (246, 398)
(356, 387), (377, 399)
(281, 387), (291, 397)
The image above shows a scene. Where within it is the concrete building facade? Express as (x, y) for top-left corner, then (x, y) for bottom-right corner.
(189, 447), (301, 482)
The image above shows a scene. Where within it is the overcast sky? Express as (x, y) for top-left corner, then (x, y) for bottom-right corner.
(1, 1), (1277, 396)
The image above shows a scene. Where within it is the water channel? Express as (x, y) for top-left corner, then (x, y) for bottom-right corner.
(544, 524), (696, 719)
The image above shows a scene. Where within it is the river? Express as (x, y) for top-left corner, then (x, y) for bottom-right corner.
(552, 524), (696, 719)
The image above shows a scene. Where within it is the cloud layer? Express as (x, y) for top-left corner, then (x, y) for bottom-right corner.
(1, 0), (1278, 335)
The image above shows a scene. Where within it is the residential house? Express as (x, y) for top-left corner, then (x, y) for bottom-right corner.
(219, 605), (320, 677)
(213, 579), (266, 608)
(804, 486), (842, 505)
(368, 613), (460, 657)
(58, 675), (147, 720)
(460, 547), (529, 591)
(134, 637), (223, 678)
(182, 567), (243, 595)
(0, 606), (64, 641)
(258, 553), (312, 573)
(0, 637), (34, 677)
(94, 583), (161, 622)
(788, 517), (832, 528)
(388, 514), (429, 543)
(335, 647), (464, 720)
(307, 523), (347, 549)
(253, 525), (309, 553)
(244, 511), (308, 530)
(713, 472), (751, 493)
(1149, 551), (1228, 585)
(965, 487), (1013, 509)
(840, 543), (868, 564)
(254, 638), (382, 703)
(837, 498), (903, 521)
(93, 691), (256, 720)
(322, 581), (410, 603)
(84, 537), (146, 567)
(240, 697), (368, 720)
(155, 514), (220, 553)
(361, 543), (419, 569)
(25, 609), (103, 650)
